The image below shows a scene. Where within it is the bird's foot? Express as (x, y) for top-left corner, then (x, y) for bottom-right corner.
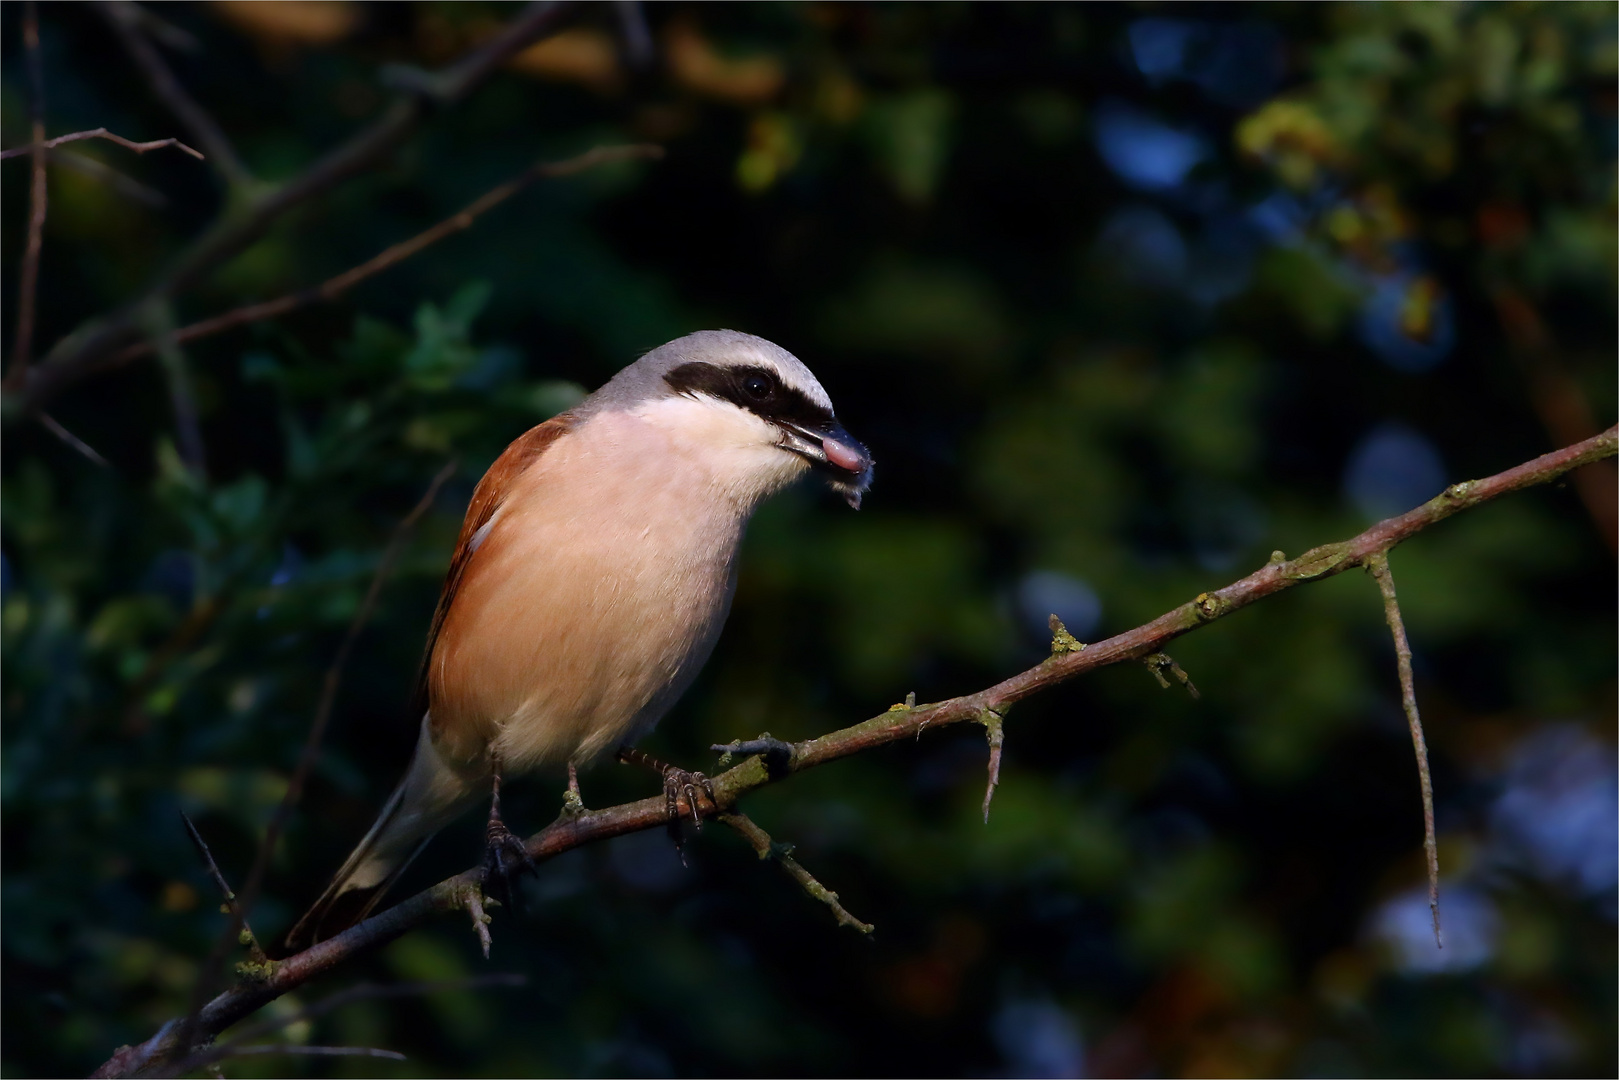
(617, 746), (717, 863)
(661, 766), (714, 867)
(482, 817), (536, 909)
(662, 765), (716, 830)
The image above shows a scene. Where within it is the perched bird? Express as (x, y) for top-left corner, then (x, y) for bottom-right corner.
(286, 330), (873, 947)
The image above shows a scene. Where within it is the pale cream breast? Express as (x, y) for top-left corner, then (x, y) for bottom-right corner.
(428, 402), (803, 774)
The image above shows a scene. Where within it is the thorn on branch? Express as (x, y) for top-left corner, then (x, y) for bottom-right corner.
(1366, 550), (1442, 949)
(718, 811), (874, 935)
(179, 812), (269, 966)
(1143, 653), (1200, 699)
(710, 734), (794, 778)
(979, 707), (1006, 823)
(464, 886), (495, 959)
(1048, 614), (1087, 655)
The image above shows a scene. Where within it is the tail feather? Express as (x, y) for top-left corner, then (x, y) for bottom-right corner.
(283, 716), (482, 953)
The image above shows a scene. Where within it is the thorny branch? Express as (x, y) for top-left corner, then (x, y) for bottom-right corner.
(717, 811), (875, 935)
(1365, 552), (1442, 948)
(91, 427), (1618, 1078)
(179, 812), (268, 966)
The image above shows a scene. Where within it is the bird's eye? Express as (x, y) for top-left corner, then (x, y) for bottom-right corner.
(741, 373), (773, 399)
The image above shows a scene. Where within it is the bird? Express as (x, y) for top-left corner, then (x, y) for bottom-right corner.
(285, 330), (873, 948)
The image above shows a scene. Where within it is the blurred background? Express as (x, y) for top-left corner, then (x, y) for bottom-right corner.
(3, 3), (1615, 1077)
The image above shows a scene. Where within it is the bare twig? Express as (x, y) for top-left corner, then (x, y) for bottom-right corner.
(718, 811), (874, 934)
(37, 412), (109, 467)
(95, 1), (250, 187)
(9, 1), (48, 387)
(0, 127), (203, 161)
(89, 426), (1617, 1078)
(13, 1), (580, 414)
(1365, 551), (1441, 948)
(102, 143), (664, 370)
(180, 812), (269, 965)
(210, 1045), (407, 1063)
(176, 459), (459, 1052)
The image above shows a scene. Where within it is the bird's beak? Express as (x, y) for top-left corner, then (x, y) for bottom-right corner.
(776, 418), (874, 509)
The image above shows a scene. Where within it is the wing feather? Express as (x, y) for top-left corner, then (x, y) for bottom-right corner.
(414, 413), (577, 709)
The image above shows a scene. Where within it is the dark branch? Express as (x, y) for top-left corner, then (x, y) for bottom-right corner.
(9, 1), (48, 387)
(100, 143), (663, 371)
(90, 426), (1618, 1078)
(0, 126), (203, 161)
(94, 1), (250, 186)
(10, 1), (579, 416)
(37, 412), (109, 467)
(165, 975), (524, 1076)
(208, 1045), (407, 1064)
(176, 460), (459, 1053)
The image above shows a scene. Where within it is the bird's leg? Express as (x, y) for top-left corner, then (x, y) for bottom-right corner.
(617, 745), (716, 853)
(483, 753), (536, 906)
(559, 760), (586, 818)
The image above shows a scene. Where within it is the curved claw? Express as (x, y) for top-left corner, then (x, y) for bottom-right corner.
(662, 767), (715, 829)
(482, 821), (536, 909)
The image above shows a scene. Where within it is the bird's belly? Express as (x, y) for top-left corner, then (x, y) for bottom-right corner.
(427, 436), (742, 775)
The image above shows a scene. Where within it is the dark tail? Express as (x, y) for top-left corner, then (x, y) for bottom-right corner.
(283, 717), (481, 953)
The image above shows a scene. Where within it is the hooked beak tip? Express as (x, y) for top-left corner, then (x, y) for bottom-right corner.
(821, 435), (869, 475)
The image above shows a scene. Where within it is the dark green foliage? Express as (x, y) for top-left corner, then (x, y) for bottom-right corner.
(3, 4), (1614, 1077)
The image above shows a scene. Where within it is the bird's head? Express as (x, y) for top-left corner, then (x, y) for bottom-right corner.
(590, 330), (874, 509)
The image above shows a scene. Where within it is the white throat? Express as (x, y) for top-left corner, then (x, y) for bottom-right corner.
(627, 395), (810, 511)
